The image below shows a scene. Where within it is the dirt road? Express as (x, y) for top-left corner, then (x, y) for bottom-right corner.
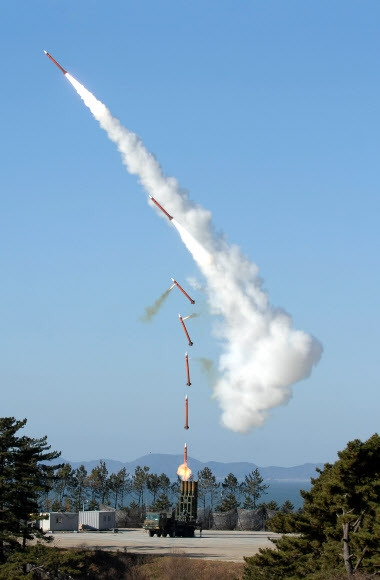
(50, 528), (280, 562)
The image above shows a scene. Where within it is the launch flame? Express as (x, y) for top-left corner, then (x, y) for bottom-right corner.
(177, 463), (192, 481)
(65, 73), (323, 433)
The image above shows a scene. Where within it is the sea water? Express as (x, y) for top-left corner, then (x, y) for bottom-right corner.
(264, 480), (312, 510)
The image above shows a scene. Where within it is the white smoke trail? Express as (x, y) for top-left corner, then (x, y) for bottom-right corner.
(183, 313), (198, 321)
(65, 73), (322, 433)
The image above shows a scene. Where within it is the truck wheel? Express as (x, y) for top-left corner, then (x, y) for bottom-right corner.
(149, 530), (154, 537)
(157, 532), (161, 537)
(162, 533), (167, 537)
(169, 531), (174, 537)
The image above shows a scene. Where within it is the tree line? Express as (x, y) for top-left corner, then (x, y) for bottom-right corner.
(44, 462), (173, 513)
(44, 460), (293, 515)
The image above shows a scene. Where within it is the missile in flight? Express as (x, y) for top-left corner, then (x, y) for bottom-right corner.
(177, 443), (191, 480)
(43, 51), (67, 75)
(149, 195), (173, 221)
(185, 353), (191, 386)
(184, 395), (189, 430)
(171, 278), (195, 304)
(179, 314), (193, 346)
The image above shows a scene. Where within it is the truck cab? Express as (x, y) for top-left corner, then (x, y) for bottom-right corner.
(143, 511), (175, 537)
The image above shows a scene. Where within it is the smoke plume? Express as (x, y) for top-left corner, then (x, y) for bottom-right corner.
(197, 357), (216, 387)
(140, 284), (174, 322)
(66, 73), (323, 433)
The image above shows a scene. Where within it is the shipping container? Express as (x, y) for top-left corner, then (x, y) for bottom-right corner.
(78, 510), (115, 530)
(39, 512), (79, 532)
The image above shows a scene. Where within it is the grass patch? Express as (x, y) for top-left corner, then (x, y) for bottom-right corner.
(135, 553), (244, 579)
(0, 546), (244, 579)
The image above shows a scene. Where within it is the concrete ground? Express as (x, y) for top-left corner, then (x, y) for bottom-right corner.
(50, 528), (281, 562)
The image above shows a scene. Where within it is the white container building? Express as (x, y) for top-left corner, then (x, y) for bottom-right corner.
(40, 512), (79, 532)
(79, 510), (115, 530)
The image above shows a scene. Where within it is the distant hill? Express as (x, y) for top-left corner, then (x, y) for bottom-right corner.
(61, 453), (323, 482)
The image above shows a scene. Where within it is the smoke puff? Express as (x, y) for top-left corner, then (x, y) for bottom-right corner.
(140, 285), (174, 323)
(66, 74), (323, 433)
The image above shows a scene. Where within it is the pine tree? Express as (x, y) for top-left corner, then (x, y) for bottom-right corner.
(108, 467), (128, 508)
(146, 473), (161, 505)
(0, 417), (61, 562)
(70, 465), (88, 512)
(158, 473), (171, 496)
(281, 500), (294, 513)
(242, 468), (269, 509)
(152, 493), (171, 512)
(197, 467), (220, 511)
(243, 434), (380, 579)
(132, 466), (150, 507)
(216, 473), (241, 512)
(263, 500), (280, 510)
(85, 460), (109, 507)
(52, 462), (74, 510)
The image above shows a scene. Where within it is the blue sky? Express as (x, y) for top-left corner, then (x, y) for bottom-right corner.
(1, 1), (379, 468)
